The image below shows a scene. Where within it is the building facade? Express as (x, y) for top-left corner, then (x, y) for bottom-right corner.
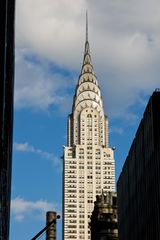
(63, 19), (115, 240)
(0, 0), (15, 239)
(90, 191), (118, 240)
(117, 90), (160, 240)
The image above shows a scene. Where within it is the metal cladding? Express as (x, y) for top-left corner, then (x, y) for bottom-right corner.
(68, 32), (108, 148)
(72, 37), (104, 118)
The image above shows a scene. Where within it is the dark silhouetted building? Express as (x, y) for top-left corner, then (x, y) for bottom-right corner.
(90, 191), (118, 240)
(46, 211), (57, 240)
(0, 0), (15, 239)
(117, 90), (160, 240)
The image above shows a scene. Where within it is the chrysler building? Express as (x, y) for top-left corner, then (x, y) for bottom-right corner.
(63, 15), (115, 240)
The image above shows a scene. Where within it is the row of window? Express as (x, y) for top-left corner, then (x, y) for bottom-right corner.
(65, 164), (114, 172)
(66, 154), (112, 160)
(65, 174), (114, 179)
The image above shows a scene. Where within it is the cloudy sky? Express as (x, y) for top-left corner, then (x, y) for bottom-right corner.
(11, 0), (160, 239)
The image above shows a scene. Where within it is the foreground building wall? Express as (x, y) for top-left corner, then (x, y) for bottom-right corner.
(0, 0), (15, 239)
(117, 90), (160, 240)
(63, 18), (115, 240)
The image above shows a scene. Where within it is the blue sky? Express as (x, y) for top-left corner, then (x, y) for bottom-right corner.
(10, 0), (160, 239)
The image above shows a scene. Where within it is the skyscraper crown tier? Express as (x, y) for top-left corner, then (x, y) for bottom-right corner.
(69, 26), (108, 147)
(72, 40), (103, 115)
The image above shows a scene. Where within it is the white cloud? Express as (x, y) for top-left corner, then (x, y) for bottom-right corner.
(14, 142), (61, 167)
(109, 127), (123, 135)
(14, 142), (34, 152)
(14, 49), (73, 111)
(15, 0), (86, 68)
(11, 197), (57, 222)
(15, 0), (160, 119)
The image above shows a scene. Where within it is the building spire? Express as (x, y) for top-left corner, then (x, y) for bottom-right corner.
(73, 12), (103, 113)
(84, 11), (90, 55)
(81, 11), (93, 72)
(86, 10), (88, 42)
